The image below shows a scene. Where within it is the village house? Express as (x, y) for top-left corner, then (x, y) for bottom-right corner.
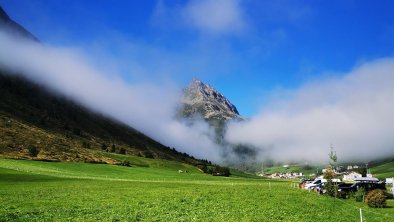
(343, 171), (362, 181)
(268, 172), (303, 179)
(346, 165), (360, 170)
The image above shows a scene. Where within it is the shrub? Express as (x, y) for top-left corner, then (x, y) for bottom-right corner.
(120, 160), (131, 167)
(211, 166), (230, 177)
(142, 150), (154, 158)
(365, 189), (387, 208)
(109, 144), (116, 153)
(28, 145), (39, 157)
(197, 164), (208, 173)
(84, 159), (106, 164)
(337, 190), (349, 199)
(324, 181), (337, 197)
(118, 147), (126, 155)
(352, 188), (366, 202)
(384, 191), (393, 199)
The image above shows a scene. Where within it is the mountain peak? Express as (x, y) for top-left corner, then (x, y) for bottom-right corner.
(180, 78), (241, 121)
(189, 77), (205, 88)
(191, 77), (201, 83)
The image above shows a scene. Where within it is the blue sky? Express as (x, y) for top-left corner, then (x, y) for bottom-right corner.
(2, 0), (394, 117)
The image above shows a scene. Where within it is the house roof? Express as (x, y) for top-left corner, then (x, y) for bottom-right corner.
(345, 171), (362, 175)
(354, 177), (379, 182)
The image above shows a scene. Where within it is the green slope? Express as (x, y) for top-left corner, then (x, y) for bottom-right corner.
(371, 161), (394, 179)
(263, 164), (320, 176)
(0, 159), (393, 221)
(0, 73), (205, 166)
(0, 6), (211, 173)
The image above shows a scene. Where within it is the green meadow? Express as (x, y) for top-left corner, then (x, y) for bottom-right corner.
(371, 161), (394, 179)
(0, 158), (393, 222)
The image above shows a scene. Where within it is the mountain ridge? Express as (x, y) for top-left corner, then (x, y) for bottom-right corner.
(0, 72), (205, 165)
(0, 6), (207, 167)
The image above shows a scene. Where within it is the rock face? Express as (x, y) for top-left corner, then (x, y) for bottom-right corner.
(179, 79), (259, 170)
(180, 78), (243, 121)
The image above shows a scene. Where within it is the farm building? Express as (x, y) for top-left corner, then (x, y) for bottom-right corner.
(343, 171), (362, 181)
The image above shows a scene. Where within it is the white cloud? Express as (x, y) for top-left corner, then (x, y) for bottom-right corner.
(0, 30), (223, 163)
(152, 0), (247, 35)
(182, 0), (246, 34)
(2, 28), (394, 164)
(226, 58), (394, 162)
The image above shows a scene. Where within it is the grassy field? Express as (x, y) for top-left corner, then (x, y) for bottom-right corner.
(0, 158), (393, 221)
(371, 161), (394, 179)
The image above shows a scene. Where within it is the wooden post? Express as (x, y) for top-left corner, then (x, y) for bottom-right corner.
(359, 208), (363, 222)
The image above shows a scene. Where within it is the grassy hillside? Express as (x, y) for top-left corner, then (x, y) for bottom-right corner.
(0, 72), (205, 166)
(0, 159), (393, 221)
(371, 161), (394, 179)
(263, 164), (320, 176)
(0, 158), (208, 181)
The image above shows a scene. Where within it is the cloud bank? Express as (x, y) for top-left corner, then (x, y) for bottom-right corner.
(1, 26), (394, 164)
(226, 58), (394, 162)
(0, 30), (223, 163)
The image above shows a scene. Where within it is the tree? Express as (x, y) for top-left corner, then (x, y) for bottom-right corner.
(28, 145), (39, 157)
(211, 165), (230, 177)
(109, 144), (116, 153)
(118, 147), (126, 155)
(198, 164), (208, 173)
(142, 150), (154, 158)
(328, 144), (337, 165)
(324, 144), (338, 197)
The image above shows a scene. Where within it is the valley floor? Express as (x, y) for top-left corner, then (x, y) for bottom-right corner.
(0, 158), (393, 221)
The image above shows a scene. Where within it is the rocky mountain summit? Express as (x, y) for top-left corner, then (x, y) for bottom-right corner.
(178, 78), (259, 170)
(180, 78), (243, 121)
